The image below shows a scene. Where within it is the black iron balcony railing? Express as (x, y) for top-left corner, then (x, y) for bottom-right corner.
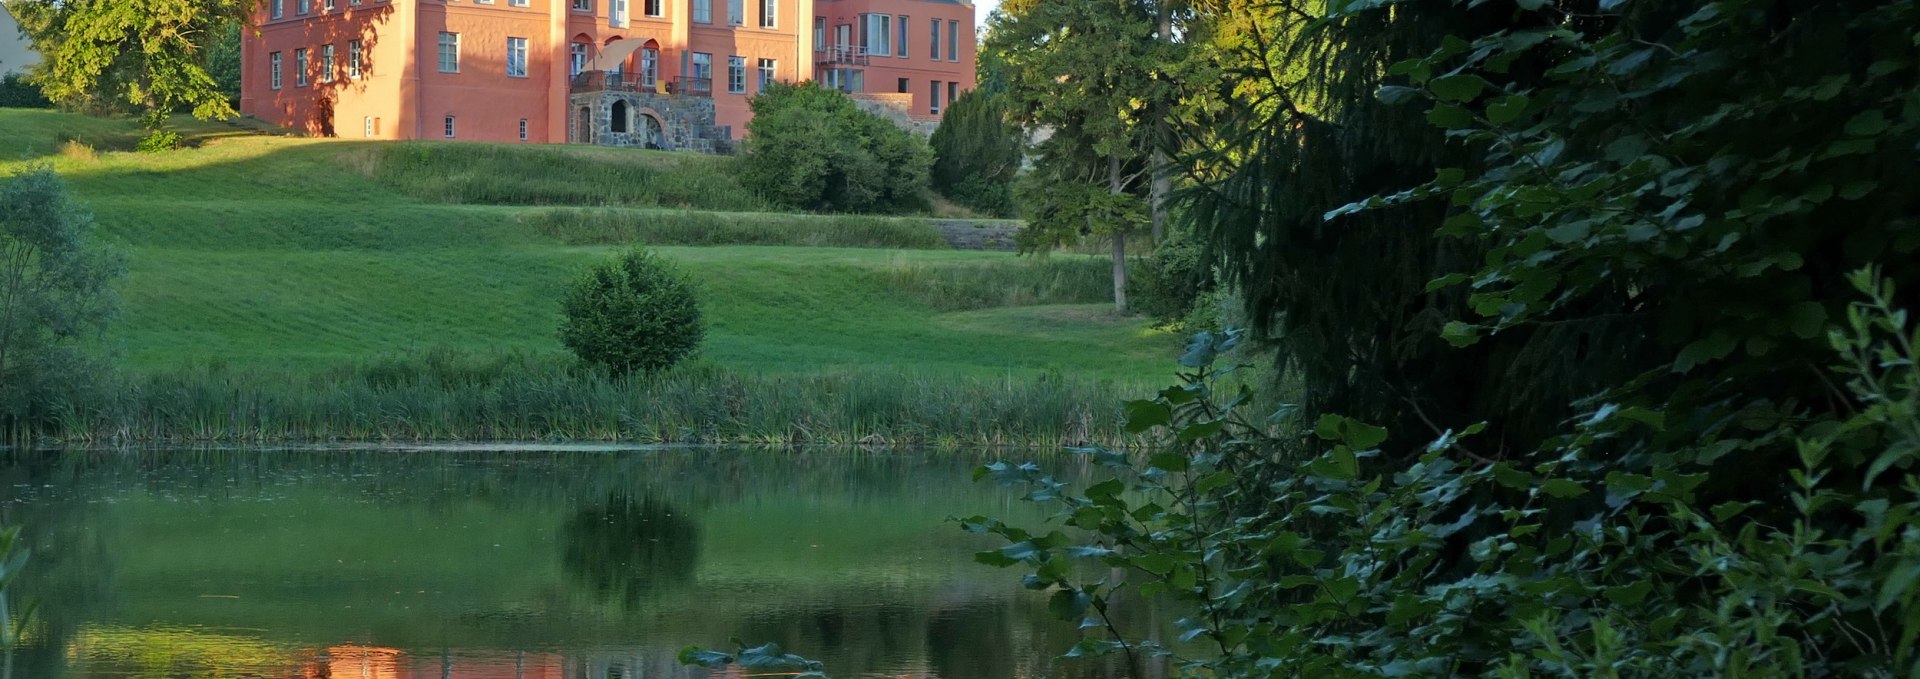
(570, 70), (660, 93)
(816, 44), (870, 67)
(666, 76), (713, 97)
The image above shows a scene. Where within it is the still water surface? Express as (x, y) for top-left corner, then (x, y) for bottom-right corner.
(0, 447), (1162, 679)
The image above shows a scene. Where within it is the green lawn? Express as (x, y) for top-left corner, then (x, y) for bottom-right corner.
(1, 109), (1177, 385)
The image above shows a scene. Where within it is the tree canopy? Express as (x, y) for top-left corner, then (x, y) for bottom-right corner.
(6, 0), (252, 123)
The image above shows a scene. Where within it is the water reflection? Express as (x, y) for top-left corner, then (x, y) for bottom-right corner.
(0, 448), (1160, 679)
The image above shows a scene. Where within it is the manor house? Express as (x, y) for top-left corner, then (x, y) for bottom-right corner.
(240, 0), (976, 149)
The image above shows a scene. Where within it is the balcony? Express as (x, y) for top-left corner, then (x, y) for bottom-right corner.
(571, 71), (659, 94)
(817, 44), (870, 67)
(666, 77), (713, 97)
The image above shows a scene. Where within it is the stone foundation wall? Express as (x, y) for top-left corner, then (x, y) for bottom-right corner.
(849, 93), (939, 137)
(569, 91), (732, 154)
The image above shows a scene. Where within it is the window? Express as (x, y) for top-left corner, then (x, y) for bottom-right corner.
(349, 40), (362, 78)
(321, 44), (335, 82)
(323, 0), (334, 11)
(948, 20), (959, 61)
(363, 116), (373, 137)
(691, 52), (712, 82)
(571, 0), (590, 11)
(271, 0), (283, 19)
(759, 0), (775, 28)
(727, 0), (741, 25)
(835, 24), (851, 51)
(476, 0), (494, 5)
(297, 0), (309, 15)
(814, 17), (825, 51)
(897, 77), (908, 93)
(270, 52), (283, 89)
(929, 18), (939, 59)
(444, 116), (456, 139)
(757, 58), (776, 91)
(692, 0), (709, 23)
(506, 37), (528, 77)
(294, 48), (309, 86)
(642, 0), (659, 17)
(640, 47), (658, 87)
(570, 42), (588, 77)
(948, 82), (958, 108)
(930, 80), (940, 113)
(519, 119), (529, 141)
(612, 0), (628, 26)
(510, 0), (528, 6)
(861, 14), (890, 57)
(726, 56), (745, 93)
(896, 16), (907, 58)
(611, 101), (629, 132)
(438, 32), (459, 73)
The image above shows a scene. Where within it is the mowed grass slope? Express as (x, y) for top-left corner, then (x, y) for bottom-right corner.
(0, 109), (1174, 386)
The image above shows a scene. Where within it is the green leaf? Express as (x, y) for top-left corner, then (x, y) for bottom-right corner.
(1844, 109), (1889, 137)
(1377, 85), (1422, 104)
(1786, 301), (1827, 339)
(1124, 400), (1171, 432)
(1178, 418), (1226, 442)
(1485, 94), (1529, 125)
(1540, 479), (1587, 498)
(1293, 548), (1326, 568)
(1049, 588), (1090, 620)
(1429, 74), (1487, 102)
(1673, 332), (1736, 373)
(1427, 104), (1474, 129)
(1604, 580), (1654, 606)
(1441, 321), (1481, 347)
(1149, 452), (1189, 472)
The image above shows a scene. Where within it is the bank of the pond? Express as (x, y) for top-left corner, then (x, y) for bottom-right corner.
(34, 359), (1138, 446)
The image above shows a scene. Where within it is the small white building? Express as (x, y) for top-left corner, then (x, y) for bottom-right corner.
(0, 5), (40, 76)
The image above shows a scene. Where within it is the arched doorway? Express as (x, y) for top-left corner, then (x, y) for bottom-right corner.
(641, 113), (664, 150)
(610, 101), (630, 133)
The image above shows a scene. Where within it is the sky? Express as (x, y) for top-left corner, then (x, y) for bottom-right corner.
(975, 0), (1000, 28)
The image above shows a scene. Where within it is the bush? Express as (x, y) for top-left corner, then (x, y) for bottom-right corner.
(739, 81), (932, 214)
(136, 129), (182, 153)
(1128, 231), (1211, 328)
(0, 167), (125, 434)
(929, 89), (1023, 217)
(559, 249), (704, 376)
(0, 74), (51, 109)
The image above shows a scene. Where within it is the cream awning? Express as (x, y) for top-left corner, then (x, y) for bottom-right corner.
(586, 38), (661, 72)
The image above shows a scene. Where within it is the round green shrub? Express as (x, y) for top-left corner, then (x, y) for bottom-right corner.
(559, 249), (704, 376)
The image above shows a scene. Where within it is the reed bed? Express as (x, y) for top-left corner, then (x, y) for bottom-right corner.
(524, 207), (948, 249)
(886, 257), (1118, 310)
(31, 352), (1137, 447)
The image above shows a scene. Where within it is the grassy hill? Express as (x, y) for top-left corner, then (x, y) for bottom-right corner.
(0, 109), (1178, 443)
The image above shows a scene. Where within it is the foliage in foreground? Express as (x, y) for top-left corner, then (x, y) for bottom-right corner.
(0, 167), (123, 435)
(739, 81), (933, 215)
(972, 278), (1920, 676)
(0, 74), (51, 109)
(560, 249), (705, 376)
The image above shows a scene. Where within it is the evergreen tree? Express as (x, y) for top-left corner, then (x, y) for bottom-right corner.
(929, 88), (1023, 217)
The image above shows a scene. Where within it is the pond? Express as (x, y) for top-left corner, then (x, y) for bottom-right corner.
(0, 447), (1169, 679)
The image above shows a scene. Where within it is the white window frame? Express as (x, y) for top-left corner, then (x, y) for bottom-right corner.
(949, 82), (958, 109)
(571, 42), (588, 77)
(896, 15), (907, 58)
(510, 0), (528, 6)
(321, 44), (335, 83)
(727, 55), (745, 93)
(438, 32), (460, 73)
(642, 0), (660, 17)
(294, 48), (309, 87)
(297, 0), (309, 15)
(861, 14), (890, 57)
(270, 52), (283, 89)
(444, 116), (456, 139)
(349, 40), (362, 78)
(691, 52), (712, 82)
(271, 0), (284, 19)
(930, 79), (941, 113)
(947, 20), (958, 61)
(640, 47), (658, 87)
(571, 0), (591, 11)
(506, 37), (528, 78)
(612, 0), (629, 27)
(324, 0), (334, 11)
(813, 17), (825, 51)
(727, 0), (742, 25)
(519, 119), (529, 141)
(692, 0), (710, 23)
(756, 58), (775, 91)
(929, 18), (939, 60)
(759, 0), (775, 29)
(363, 116), (373, 137)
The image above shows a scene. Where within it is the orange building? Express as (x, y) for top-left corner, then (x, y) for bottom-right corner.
(239, 0), (976, 146)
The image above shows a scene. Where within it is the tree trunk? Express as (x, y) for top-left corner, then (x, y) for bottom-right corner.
(1109, 154), (1129, 313)
(1150, 3), (1174, 244)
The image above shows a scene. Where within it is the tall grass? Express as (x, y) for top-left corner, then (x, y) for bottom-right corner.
(36, 351), (1135, 447)
(887, 257), (1117, 310)
(357, 143), (771, 211)
(524, 208), (948, 249)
